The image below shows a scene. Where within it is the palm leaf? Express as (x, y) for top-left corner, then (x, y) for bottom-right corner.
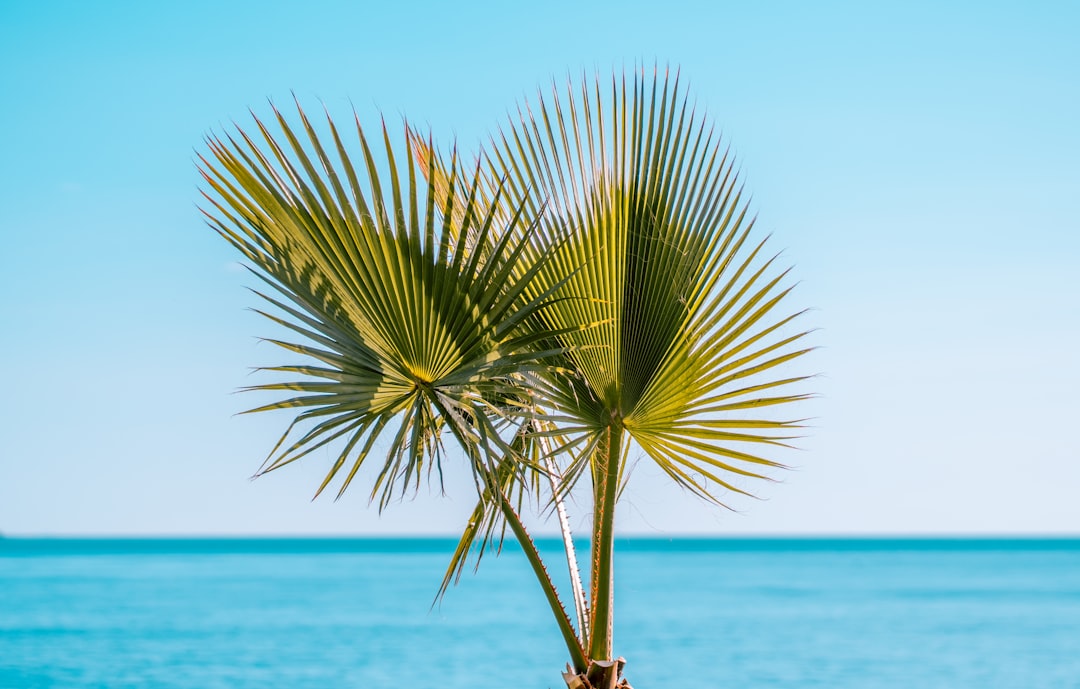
(199, 102), (567, 507)
(455, 67), (815, 505)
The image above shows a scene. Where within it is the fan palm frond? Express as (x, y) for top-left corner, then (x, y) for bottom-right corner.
(198, 103), (567, 507)
(465, 68), (815, 503)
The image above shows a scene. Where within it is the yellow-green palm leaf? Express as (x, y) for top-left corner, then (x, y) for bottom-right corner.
(471, 68), (815, 502)
(198, 103), (567, 507)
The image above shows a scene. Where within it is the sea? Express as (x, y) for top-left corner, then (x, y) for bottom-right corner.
(1, 537), (1078, 689)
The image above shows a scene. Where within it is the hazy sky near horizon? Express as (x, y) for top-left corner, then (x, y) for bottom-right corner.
(1, 1), (1077, 536)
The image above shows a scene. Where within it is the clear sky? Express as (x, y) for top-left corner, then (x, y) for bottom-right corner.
(1, 0), (1077, 536)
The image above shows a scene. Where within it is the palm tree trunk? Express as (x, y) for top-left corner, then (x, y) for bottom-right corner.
(587, 422), (624, 676)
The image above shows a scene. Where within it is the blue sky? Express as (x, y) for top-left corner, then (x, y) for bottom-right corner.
(1, 0), (1077, 535)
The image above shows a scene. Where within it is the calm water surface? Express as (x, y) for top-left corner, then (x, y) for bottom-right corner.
(2, 538), (1078, 688)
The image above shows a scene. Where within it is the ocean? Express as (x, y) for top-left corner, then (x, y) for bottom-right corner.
(1, 538), (1078, 688)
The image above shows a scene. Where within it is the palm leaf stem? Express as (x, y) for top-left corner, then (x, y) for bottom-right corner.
(438, 401), (588, 673)
(587, 421), (625, 661)
(536, 424), (590, 640)
(494, 477), (589, 673)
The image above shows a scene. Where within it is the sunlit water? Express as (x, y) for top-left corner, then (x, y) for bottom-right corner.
(2, 538), (1078, 688)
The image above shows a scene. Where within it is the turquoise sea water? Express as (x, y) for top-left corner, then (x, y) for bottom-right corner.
(2, 538), (1079, 688)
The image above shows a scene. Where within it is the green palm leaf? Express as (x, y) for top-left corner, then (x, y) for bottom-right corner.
(463, 68), (815, 502)
(199, 102), (563, 506)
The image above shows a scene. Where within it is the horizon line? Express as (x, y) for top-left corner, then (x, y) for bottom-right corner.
(4, 532), (1079, 540)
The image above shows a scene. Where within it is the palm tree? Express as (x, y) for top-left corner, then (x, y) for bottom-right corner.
(200, 68), (812, 689)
